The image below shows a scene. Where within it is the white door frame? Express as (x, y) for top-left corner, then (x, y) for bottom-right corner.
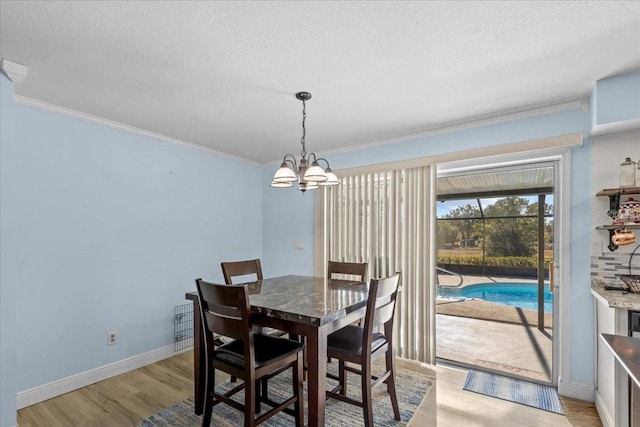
(435, 149), (570, 387)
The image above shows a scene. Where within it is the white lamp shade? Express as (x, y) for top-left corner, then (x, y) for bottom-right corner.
(272, 163), (298, 183)
(319, 170), (339, 186)
(303, 162), (328, 182)
(299, 182), (319, 191)
(271, 180), (293, 188)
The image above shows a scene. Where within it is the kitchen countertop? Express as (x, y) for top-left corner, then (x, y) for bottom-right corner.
(601, 333), (640, 388)
(591, 278), (640, 310)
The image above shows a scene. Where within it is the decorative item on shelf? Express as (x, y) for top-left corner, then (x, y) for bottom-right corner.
(614, 197), (640, 225)
(620, 157), (636, 187)
(271, 92), (339, 193)
(611, 228), (636, 247)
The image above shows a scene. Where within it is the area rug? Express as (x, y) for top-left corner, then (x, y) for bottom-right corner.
(137, 360), (433, 426)
(462, 369), (563, 415)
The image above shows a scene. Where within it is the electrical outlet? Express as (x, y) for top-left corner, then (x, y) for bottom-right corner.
(294, 240), (304, 250)
(107, 331), (117, 346)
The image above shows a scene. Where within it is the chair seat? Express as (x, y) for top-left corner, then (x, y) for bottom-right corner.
(215, 334), (304, 369)
(327, 325), (387, 357)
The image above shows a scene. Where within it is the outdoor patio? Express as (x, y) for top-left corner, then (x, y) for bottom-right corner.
(435, 274), (554, 382)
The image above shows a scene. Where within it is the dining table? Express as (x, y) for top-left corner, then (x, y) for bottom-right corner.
(185, 274), (369, 427)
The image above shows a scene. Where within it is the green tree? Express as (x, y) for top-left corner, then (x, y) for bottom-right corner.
(527, 199), (554, 253)
(446, 204), (481, 244)
(484, 197), (537, 257)
(437, 220), (458, 249)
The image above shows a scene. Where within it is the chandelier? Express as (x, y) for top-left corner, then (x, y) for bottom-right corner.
(270, 92), (339, 193)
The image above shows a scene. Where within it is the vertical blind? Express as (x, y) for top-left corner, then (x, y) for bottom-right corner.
(315, 165), (436, 363)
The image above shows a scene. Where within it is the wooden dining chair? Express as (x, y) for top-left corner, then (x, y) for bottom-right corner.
(325, 272), (402, 427)
(221, 259), (264, 284)
(328, 261), (368, 333)
(221, 258), (288, 336)
(327, 261), (368, 281)
(221, 258), (288, 385)
(195, 278), (304, 427)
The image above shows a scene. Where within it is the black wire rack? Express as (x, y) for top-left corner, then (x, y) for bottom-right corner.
(174, 303), (193, 351)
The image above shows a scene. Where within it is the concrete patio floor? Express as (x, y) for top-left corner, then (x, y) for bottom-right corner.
(435, 274), (554, 382)
(436, 313), (553, 382)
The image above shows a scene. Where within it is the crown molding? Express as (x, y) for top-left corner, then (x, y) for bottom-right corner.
(335, 133), (581, 178)
(304, 97), (588, 165)
(0, 58), (28, 83)
(591, 117), (640, 138)
(13, 95), (260, 166)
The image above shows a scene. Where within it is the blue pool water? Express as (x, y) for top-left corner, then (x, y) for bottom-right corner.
(438, 282), (553, 313)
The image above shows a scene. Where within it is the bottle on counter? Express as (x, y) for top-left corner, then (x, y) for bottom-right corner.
(620, 157), (636, 187)
(636, 161), (640, 187)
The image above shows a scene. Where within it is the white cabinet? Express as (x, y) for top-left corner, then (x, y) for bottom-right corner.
(594, 295), (630, 427)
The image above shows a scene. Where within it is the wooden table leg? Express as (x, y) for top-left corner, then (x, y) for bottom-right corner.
(192, 300), (205, 415)
(305, 325), (327, 427)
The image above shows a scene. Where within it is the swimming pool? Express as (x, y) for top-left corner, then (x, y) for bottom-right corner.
(438, 282), (553, 313)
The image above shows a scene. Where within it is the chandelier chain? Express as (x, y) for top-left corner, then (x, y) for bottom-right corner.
(300, 99), (307, 158)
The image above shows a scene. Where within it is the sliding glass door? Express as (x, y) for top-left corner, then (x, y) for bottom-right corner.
(435, 161), (558, 384)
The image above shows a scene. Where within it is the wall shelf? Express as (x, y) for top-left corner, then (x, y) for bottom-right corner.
(596, 187), (640, 197)
(596, 224), (640, 230)
(596, 187), (640, 251)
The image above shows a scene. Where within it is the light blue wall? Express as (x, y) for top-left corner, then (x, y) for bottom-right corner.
(13, 106), (263, 391)
(262, 183), (317, 278)
(262, 107), (595, 386)
(568, 139), (595, 383)
(592, 71), (640, 125)
(6, 71), (638, 418)
(1, 73), (18, 427)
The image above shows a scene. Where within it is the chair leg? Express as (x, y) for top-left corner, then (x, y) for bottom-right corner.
(338, 360), (347, 396)
(255, 379), (262, 414)
(303, 336), (308, 381)
(245, 379), (256, 427)
(201, 397), (213, 427)
(361, 362), (374, 427)
(385, 349), (400, 420)
(290, 334), (308, 380)
(293, 354), (304, 427)
(201, 369), (215, 427)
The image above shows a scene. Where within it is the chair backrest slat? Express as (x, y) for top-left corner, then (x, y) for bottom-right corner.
(363, 273), (401, 346)
(221, 259), (263, 284)
(196, 278), (253, 343)
(327, 261), (368, 281)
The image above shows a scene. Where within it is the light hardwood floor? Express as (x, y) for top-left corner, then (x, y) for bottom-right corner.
(412, 364), (602, 427)
(18, 351), (601, 427)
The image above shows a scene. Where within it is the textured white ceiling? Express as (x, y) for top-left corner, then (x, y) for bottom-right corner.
(1, 1), (639, 164)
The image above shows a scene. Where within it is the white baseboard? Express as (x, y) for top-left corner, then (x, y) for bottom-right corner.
(594, 391), (614, 427)
(557, 378), (595, 402)
(17, 343), (191, 409)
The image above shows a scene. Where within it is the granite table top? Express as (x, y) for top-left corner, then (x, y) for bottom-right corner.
(591, 278), (640, 311)
(186, 275), (369, 327)
(601, 333), (640, 387)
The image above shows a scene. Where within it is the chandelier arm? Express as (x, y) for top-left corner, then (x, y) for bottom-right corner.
(282, 153), (298, 171)
(315, 157), (331, 168)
